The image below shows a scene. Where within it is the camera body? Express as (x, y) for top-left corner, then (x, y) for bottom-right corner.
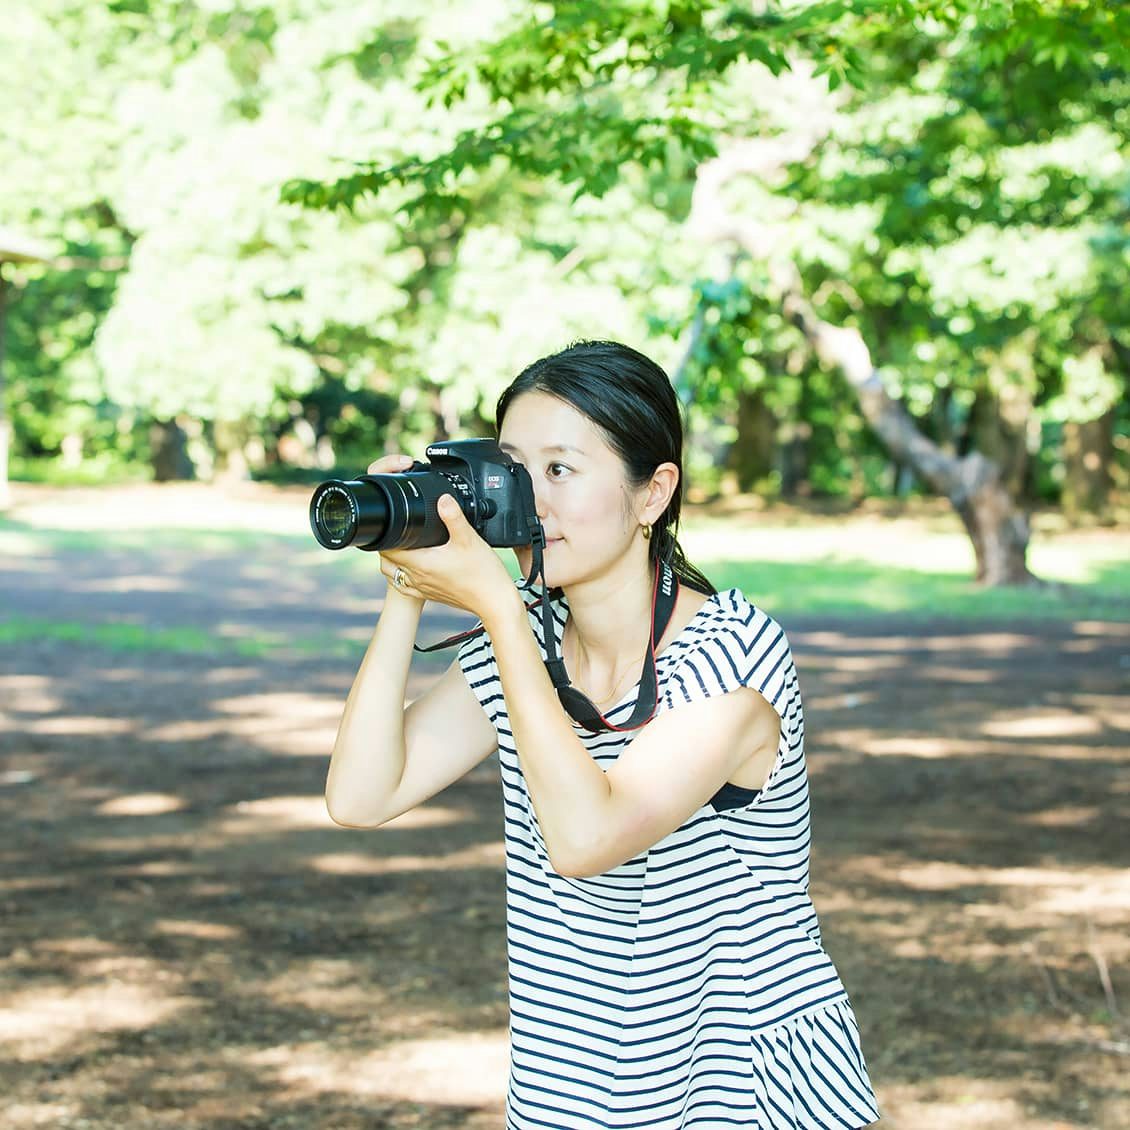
(410, 439), (538, 549)
(309, 438), (542, 553)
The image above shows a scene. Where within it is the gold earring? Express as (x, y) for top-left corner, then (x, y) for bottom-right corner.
(641, 523), (652, 541)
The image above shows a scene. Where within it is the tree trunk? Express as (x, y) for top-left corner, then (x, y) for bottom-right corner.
(0, 418), (10, 512)
(951, 452), (1035, 585)
(1062, 409), (1115, 518)
(688, 137), (1044, 586)
(778, 421), (812, 498)
(777, 268), (1039, 586)
(212, 419), (250, 482)
(149, 417), (195, 482)
(965, 385), (1031, 500)
(730, 386), (776, 492)
(0, 268), (9, 512)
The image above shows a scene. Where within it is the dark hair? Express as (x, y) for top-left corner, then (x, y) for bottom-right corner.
(495, 340), (716, 596)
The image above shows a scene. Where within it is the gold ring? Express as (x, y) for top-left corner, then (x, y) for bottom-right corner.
(392, 567), (409, 589)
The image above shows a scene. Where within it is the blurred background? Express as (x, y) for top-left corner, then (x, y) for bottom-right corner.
(1, 2), (1128, 1128)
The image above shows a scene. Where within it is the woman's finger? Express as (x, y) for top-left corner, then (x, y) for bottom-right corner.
(436, 494), (472, 542)
(381, 560), (423, 597)
(367, 454), (414, 475)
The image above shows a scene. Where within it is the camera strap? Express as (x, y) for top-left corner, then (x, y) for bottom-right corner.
(540, 557), (678, 733)
(415, 551), (678, 734)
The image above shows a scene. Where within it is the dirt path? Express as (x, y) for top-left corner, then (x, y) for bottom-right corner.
(1, 487), (1128, 1129)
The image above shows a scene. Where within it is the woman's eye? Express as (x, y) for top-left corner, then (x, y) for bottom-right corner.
(547, 463), (570, 478)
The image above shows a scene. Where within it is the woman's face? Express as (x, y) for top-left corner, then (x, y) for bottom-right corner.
(498, 391), (643, 588)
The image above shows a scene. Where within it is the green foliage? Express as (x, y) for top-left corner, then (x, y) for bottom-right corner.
(284, 0), (883, 215)
(276, 1), (1126, 515)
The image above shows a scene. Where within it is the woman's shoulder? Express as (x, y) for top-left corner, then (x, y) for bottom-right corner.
(676, 586), (792, 662)
(661, 587), (801, 717)
(692, 586), (776, 629)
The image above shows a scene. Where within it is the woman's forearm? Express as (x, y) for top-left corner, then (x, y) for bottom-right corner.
(325, 590), (425, 826)
(483, 597), (613, 873)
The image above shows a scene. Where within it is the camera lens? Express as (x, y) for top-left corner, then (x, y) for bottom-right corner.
(310, 470), (466, 552)
(309, 481), (392, 549)
(317, 489), (356, 544)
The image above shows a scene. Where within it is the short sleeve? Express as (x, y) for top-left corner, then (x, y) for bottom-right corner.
(661, 592), (804, 803)
(456, 630), (505, 728)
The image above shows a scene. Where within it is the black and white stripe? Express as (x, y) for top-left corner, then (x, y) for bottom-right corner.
(459, 588), (879, 1129)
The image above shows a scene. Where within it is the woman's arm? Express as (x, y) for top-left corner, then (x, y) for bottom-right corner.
(370, 494), (778, 875)
(324, 588), (497, 829)
(483, 599), (780, 878)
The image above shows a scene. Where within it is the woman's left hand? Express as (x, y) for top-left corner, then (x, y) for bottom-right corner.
(379, 494), (522, 625)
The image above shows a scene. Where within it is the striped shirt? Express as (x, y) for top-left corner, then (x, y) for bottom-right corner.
(458, 586), (879, 1129)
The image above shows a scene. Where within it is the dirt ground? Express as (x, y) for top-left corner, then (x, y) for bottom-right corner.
(1, 484), (1128, 1129)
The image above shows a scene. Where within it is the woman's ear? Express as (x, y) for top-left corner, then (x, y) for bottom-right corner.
(641, 462), (679, 525)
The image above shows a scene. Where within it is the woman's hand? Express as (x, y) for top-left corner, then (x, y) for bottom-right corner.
(371, 454), (521, 626)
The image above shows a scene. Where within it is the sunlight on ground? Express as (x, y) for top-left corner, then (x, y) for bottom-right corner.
(682, 522), (977, 573)
(199, 690), (345, 755)
(309, 841), (506, 876)
(891, 861), (1124, 895)
(212, 691), (346, 723)
(6, 482), (309, 535)
(123, 859), (198, 877)
(982, 712), (1103, 739)
(153, 919), (243, 941)
(887, 862), (1130, 929)
(1074, 620), (1129, 637)
(0, 529), (47, 558)
(249, 1032), (508, 1107)
(853, 735), (973, 758)
(1020, 805), (1101, 828)
(96, 792), (186, 816)
(803, 629), (1035, 654)
(0, 674), (63, 713)
(217, 796), (471, 834)
(879, 1080), (1080, 1130)
(4, 1100), (77, 1128)
(23, 715), (132, 736)
(32, 937), (119, 957)
(139, 693), (344, 757)
(222, 794), (335, 830)
(0, 982), (190, 1057)
(815, 653), (906, 673)
(848, 733), (1113, 761)
(4, 485), (1125, 1129)
(685, 517), (1126, 585)
(74, 573), (187, 594)
(257, 957), (389, 1016)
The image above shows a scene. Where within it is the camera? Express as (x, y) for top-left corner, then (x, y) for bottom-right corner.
(309, 438), (542, 553)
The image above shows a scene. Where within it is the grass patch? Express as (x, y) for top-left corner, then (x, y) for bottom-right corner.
(0, 617), (371, 662)
(3, 512), (1127, 624)
(697, 558), (1128, 620)
(0, 518), (302, 556)
(10, 456), (151, 487)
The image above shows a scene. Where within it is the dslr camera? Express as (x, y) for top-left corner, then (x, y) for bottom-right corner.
(309, 439), (542, 553)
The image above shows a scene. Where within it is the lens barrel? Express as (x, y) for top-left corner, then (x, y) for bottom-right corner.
(309, 471), (460, 551)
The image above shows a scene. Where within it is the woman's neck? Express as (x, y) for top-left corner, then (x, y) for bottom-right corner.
(560, 555), (656, 686)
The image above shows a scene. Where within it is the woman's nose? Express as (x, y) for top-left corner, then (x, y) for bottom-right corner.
(531, 481), (550, 520)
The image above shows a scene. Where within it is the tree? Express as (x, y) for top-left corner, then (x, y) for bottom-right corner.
(3, 0), (673, 481)
(286, 0), (1129, 584)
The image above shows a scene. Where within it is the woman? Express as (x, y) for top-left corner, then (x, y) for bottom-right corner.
(325, 340), (879, 1129)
